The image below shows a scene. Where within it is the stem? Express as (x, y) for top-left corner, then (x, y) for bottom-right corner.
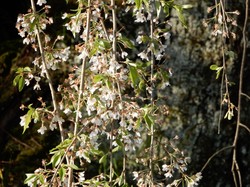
(219, 0), (229, 36)
(231, 1), (248, 186)
(30, 0), (64, 142)
(109, 0), (117, 184)
(149, 0), (156, 185)
(68, 0), (92, 186)
(201, 145), (233, 172)
(49, 127), (85, 186)
(74, 0), (92, 137)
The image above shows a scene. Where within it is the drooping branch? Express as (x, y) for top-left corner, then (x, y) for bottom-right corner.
(67, 0), (92, 186)
(30, 0), (64, 142)
(149, 0), (156, 185)
(74, 0), (92, 136)
(201, 145), (233, 172)
(231, 0), (248, 186)
(109, 0), (117, 184)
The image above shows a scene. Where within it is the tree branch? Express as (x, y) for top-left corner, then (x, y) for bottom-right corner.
(231, 0), (248, 186)
(241, 92), (250, 100)
(201, 145), (234, 172)
(149, 0), (156, 185)
(239, 123), (250, 134)
(30, 0), (64, 142)
(67, 0), (92, 186)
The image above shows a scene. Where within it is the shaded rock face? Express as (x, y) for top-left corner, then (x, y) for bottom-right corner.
(163, 1), (250, 186)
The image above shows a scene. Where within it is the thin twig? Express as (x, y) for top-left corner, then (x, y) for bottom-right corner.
(149, 0), (156, 185)
(219, 0), (229, 36)
(239, 123), (250, 134)
(109, 0), (117, 184)
(49, 126), (85, 186)
(231, 0), (248, 186)
(241, 93), (250, 100)
(3, 129), (34, 149)
(74, 0), (91, 138)
(67, 0), (92, 186)
(201, 145), (233, 172)
(30, 0), (64, 142)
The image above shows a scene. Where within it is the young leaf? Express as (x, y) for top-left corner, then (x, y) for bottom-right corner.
(210, 64), (218, 70)
(119, 36), (135, 49)
(65, 164), (80, 170)
(173, 5), (187, 28)
(24, 174), (37, 184)
(38, 174), (45, 184)
(93, 74), (105, 83)
(144, 113), (153, 130)
(59, 167), (66, 181)
(50, 151), (63, 168)
(135, 0), (142, 9)
(99, 154), (107, 165)
(13, 75), (21, 87)
(23, 67), (31, 72)
(129, 66), (140, 88)
(112, 146), (121, 153)
(18, 76), (25, 92)
(22, 114), (31, 134)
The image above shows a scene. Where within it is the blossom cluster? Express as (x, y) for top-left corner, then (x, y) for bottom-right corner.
(16, 0), (202, 186)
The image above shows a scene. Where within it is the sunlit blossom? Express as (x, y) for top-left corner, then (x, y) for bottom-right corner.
(33, 82), (41, 90)
(78, 171), (85, 183)
(133, 171), (139, 180)
(20, 115), (27, 127)
(37, 126), (47, 135)
(49, 123), (57, 131)
(63, 108), (72, 115)
(121, 51), (128, 59)
(135, 11), (146, 23)
(37, 0), (47, 6)
(138, 51), (149, 61)
(52, 115), (65, 125)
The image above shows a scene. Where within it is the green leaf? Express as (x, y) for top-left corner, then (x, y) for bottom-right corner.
(144, 113), (153, 129)
(163, 5), (170, 17)
(112, 146), (121, 153)
(38, 174), (45, 184)
(210, 64), (218, 70)
(13, 75), (21, 86)
(50, 138), (72, 153)
(115, 139), (123, 147)
(173, 5), (187, 28)
(23, 67), (31, 72)
(16, 67), (24, 74)
(22, 114), (31, 134)
(129, 66), (140, 88)
(50, 151), (63, 168)
(155, 1), (161, 18)
(139, 80), (145, 90)
(99, 154), (107, 165)
(18, 76), (25, 92)
(24, 174), (37, 184)
(105, 79), (112, 89)
(90, 148), (103, 156)
(99, 39), (111, 50)
(93, 74), (105, 83)
(119, 36), (135, 49)
(82, 151), (91, 163)
(135, 0), (142, 9)
(65, 164), (80, 170)
(59, 167), (66, 181)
